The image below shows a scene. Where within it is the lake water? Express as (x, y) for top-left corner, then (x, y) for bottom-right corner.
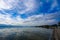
(0, 27), (53, 40)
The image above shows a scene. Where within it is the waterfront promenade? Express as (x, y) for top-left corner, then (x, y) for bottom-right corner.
(52, 28), (60, 40)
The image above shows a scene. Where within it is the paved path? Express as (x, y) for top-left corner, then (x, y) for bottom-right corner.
(55, 29), (60, 40)
(53, 28), (60, 40)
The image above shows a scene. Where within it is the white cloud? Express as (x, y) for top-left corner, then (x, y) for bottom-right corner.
(23, 13), (58, 26)
(0, 0), (59, 26)
(0, 13), (25, 25)
(0, 0), (36, 14)
(0, 0), (18, 10)
(49, 0), (59, 12)
(0, 12), (59, 26)
(18, 0), (36, 14)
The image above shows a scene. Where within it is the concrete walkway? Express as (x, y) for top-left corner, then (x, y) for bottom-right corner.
(52, 28), (60, 40)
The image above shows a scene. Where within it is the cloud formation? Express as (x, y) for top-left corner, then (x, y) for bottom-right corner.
(23, 13), (59, 26)
(0, 0), (17, 10)
(0, 12), (59, 26)
(0, 0), (60, 26)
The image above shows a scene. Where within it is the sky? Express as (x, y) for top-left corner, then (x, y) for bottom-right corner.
(0, 0), (60, 26)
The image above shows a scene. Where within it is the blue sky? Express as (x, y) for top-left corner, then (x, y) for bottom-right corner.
(0, 0), (60, 26)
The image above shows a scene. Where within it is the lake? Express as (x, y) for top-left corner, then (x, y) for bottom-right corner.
(0, 27), (53, 40)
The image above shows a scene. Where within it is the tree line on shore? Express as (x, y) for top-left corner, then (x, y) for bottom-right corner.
(35, 22), (60, 29)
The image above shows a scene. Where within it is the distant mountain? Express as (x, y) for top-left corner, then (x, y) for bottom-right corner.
(0, 24), (23, 28)
(0, 24), (35, 29)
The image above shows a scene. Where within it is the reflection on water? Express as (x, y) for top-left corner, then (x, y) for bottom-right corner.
(0, 27), (53, 40)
